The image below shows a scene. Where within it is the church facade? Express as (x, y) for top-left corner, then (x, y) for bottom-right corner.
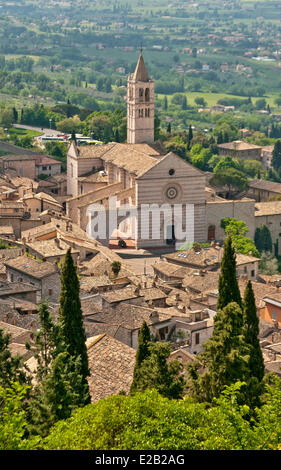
(66, 52), (255, 250)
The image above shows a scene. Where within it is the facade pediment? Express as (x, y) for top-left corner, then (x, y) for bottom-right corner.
(137, 152), (206, 181)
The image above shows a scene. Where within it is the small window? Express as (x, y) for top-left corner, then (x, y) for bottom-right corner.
(251, 270), (255, 277)
(272, 310), (277, 321)
(244, 266), (247, 273)
(48, 289), (53, 296)
(169, 169), (175, 176)
(195, 332), (200, 345)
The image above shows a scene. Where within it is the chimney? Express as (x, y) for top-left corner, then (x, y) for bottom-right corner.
(149, 311), (159, 323)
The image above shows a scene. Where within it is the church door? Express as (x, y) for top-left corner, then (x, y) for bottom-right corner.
(166, 225), (176, 246)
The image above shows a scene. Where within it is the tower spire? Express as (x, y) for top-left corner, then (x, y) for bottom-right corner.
(132, 50), (149, 82)
(127, 52), (154, 144)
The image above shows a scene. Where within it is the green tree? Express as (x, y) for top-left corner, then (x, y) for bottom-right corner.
(221, 218), (260, 257)
(209, 167), (249, 197)
(0, 328), (29, 389)
(214, 155), (242, 173)
(0, 382), (39, 450)
(0, 107), (13, 128)
(242, 281), (265, 409)
(27, 301), (90, 437)
(111, 260), (121, 276)
(243, 281), (264, 384)
(132, 342), (185, 399)
(272, 140), (281, 172)
(187, 302), (251, 404)
(254, 225), (272, 254)
(217, 235), (242, 311)
(187, 124), (193, 150)
(130, 322), (151, 394)
(57, 249), (90, 396)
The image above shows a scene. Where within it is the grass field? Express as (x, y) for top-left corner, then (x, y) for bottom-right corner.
(157, 91), (281, 108)
(7, 127), (42, 138)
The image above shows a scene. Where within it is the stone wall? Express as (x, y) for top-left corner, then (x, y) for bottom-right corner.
(206, 199), (256, 242)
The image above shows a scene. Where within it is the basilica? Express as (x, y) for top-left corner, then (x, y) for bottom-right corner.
(66, 52), (255, 249)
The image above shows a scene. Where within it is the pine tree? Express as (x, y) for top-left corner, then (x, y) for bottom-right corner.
(217, 235), (242, 311)
(58, 249), (90, 394)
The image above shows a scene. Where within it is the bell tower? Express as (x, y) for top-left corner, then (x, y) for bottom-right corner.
(127, 51), (155, 144)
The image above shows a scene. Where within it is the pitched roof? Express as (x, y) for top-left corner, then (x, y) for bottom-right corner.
(1, 154), (36, 162)
(4, 255), (58, 279)
(255, 201), (281, 216)
(132, 52), (149, 82)
(25, 239), (79, 259)
(74, 142), (162, 177)
(164, 246), (221, 268)
(218, 140), (261, 151)
(33, 155), (61, 166)
(250, 179), (281, 193)
(86, 334), (136, 402)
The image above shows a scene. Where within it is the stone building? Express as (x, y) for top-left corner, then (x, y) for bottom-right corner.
(66, 53), (207, 249)
(4, 254), (61, 302)
(217, 140), (262, 161)
(65, 52), (280, 251)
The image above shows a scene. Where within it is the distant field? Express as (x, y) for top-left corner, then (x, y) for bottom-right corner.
(157, 91), (280, 108)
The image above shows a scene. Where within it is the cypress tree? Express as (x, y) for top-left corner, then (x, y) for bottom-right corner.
(272, 140), (281, 171)
(187, 302), (251, 404)
(187, 124), (193, 150)
(254, 225), (272, 254)
(217, 235), (242, 311)
(130, 321), (151, 394)
(131, 342), (185, 399)
(243, 281), (264, 383)
(58, 249), (90, 390)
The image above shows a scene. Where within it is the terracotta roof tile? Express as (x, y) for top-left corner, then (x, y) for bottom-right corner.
(87, 334), (136, 402)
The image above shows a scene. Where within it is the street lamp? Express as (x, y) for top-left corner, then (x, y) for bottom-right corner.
(49, 118), (52, 129)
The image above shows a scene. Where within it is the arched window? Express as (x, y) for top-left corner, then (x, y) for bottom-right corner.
(145, 88), (150, 102)
(139, 88), (144, 101)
